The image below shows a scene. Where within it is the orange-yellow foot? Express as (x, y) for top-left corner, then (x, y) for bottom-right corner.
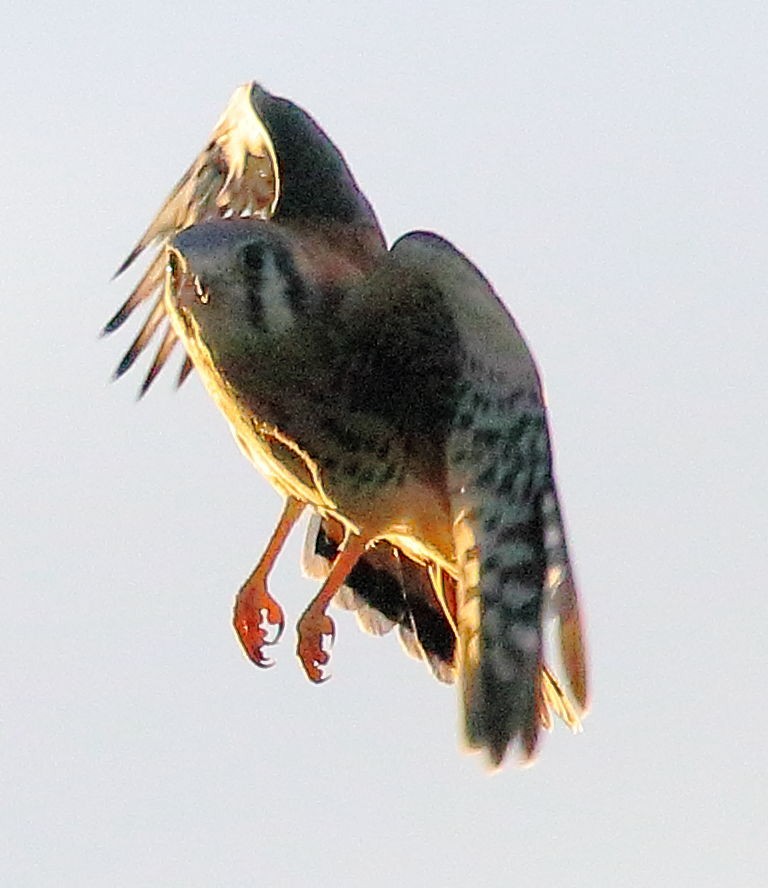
(296, 606), (336, 683)
(233, 572), (285, 668)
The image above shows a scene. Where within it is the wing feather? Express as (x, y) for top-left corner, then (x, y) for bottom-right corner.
(106, 83), (280, 393)
(116, 84), (279, 277)
(139, 324), (179, 397)
(175, 355), (194, 389)
(107, 81), (385, 393)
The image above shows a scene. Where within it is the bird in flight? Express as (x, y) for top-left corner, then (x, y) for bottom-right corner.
(106, 82), (588, 766)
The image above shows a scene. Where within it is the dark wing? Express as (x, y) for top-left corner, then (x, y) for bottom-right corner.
(390, 231), (588, 765)
(106, 81), (385, 395)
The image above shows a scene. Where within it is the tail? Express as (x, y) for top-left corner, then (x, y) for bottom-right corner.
(454, 500), (546, 766)
(453, 481), (587, 767)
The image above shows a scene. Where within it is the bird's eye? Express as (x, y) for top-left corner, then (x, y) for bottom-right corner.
(167, 251), (179, 279)
(166, 250), (183, 293)
(242, 242), (264, 273)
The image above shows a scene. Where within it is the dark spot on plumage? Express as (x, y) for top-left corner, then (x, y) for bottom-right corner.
(355, 466), (376, 486)
(496, 389), (524, 412)
(500, 439), (517, 462)
(473, 427), (503, 448)
(497, 471), (518, 496)
(498, 557), (543, 591)
(242, 241), (264, 273)
(483, 511), (501, 534)
(475, 464), (497, 489)
(456, 411), (473, 430)
(495, 509), (540, 544)
(238, 239), (313, 332)
(466, 355), (481, 375)
(379, 463), (398, 485)
(321, 415), (365, 453)
(241, 242), (265, 328)
(497, 411), (548, 464)
(470, 390), (490, 413)
(272, 244), (307, 315)
(451, 447), (469, 466)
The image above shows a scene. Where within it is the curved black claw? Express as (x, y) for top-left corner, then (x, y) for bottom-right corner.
(263, 618), (286, 646)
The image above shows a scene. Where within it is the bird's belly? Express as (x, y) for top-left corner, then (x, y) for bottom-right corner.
(176, 325), (352, 523)
(326, 470), (457, 576)
(182, 328), (455, 573)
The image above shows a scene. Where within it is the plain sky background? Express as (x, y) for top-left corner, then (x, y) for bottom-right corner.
(2, 3), (766, 886)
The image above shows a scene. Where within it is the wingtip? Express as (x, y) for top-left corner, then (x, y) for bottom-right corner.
(113, 245), (143, 280)
(175, 356), (194, 389)
(137, 376), (153, 400)
(136, 362), (162, 399)
(112, 349), (136, 381)
(101, 311), (127, 337)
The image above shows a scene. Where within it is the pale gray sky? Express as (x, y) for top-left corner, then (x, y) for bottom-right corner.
(2, 3), (766, 886)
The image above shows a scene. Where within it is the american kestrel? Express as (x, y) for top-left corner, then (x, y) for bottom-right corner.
(107, 83), (588, 765)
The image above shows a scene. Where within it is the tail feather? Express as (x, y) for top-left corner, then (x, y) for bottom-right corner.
(459, 578), (544, 765)
(541, 490), (589, 714)
(453, 504), (542, 765)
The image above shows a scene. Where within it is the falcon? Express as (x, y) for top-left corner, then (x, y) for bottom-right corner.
(106, 82), (588, 765)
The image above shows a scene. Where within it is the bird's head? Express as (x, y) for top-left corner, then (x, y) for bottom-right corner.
(164, 219), (329, 412)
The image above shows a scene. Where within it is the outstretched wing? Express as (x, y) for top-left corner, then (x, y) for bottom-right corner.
(390, 231), (588, 765)
(106, 81), (384, 395)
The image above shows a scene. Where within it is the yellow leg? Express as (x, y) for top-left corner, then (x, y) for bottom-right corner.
(296, 533), (368, 683)
(233, 496), (306, 667)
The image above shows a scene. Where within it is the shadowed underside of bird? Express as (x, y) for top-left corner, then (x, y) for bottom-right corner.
(105, 81), (589, 767)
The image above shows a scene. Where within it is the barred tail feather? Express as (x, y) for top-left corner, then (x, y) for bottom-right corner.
(454, 507), (545, 767)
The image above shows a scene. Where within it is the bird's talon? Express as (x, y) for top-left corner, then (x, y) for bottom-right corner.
(270, 619), (286, 645)
(296, 608), (336, 683)
(233, 575), (286, 667)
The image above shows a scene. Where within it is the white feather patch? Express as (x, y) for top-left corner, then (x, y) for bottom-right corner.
(259, 251), (296, 336)
(300, 512), (331, 580)
(397, 626), (424, 663)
